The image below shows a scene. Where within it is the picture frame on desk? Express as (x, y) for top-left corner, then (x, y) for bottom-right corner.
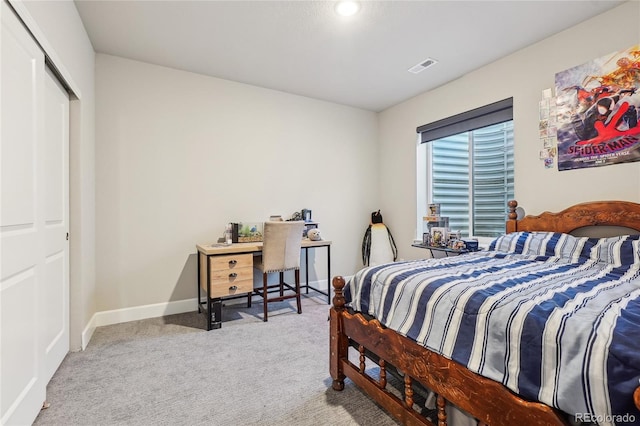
(422, 232), (431, 246)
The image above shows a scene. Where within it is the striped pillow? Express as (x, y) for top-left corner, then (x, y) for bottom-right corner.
(587, 235), (640, 267)
(489, 232), (594, 261)
(490, 232), (640, 266)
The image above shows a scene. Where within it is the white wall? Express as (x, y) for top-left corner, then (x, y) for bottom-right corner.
(15, 0), (637, 331)
(13, 0), (95, 350)
(378, 1), (640, 261)
(95, 54), (378, 312)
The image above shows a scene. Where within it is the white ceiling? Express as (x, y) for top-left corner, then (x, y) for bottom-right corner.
(74, 0), (625, 112)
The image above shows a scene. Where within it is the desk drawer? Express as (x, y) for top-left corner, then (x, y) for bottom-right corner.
(209, 265), (253, 283)
(199, 252), (254, 299)
(208, 278), (253, 298)
(210, 253), (253, 271)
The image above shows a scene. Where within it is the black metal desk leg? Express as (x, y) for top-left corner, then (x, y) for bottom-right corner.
(206, 256), (212, 330)
(305, 247), (309, 294)
(197, 253), (201, 313)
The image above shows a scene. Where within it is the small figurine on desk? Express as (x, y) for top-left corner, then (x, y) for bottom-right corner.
(432, 229), (444, 246)
(450, 240), (466, 250)
(288, 211), (303, 221)
(307, 228), (322, 241)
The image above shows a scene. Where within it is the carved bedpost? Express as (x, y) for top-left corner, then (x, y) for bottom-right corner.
(330, 276), (348, 391)
(332, 275), (346, 312)
(506, 199), (518, 233)
(508, 200), (518, 219)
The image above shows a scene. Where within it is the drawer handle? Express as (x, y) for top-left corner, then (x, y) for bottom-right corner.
(229, 273), (238, 278)
(229, 285), (238, 291)
(228, 260), (237, 266)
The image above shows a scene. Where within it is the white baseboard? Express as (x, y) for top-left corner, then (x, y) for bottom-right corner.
(95, 298), (199, 328)
(81, 298), (199, 349)
(81, 320), (96, 351)
(80, 277), (345, 349)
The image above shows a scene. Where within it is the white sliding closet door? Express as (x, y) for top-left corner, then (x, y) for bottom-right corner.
(1, 1), (70, 424)
(41, 67), (70, 385)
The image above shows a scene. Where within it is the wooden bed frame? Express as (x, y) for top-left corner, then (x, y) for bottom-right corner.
(329, 200), (640, 426)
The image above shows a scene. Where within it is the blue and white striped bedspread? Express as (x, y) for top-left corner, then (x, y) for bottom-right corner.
(345, 232), (640, 425)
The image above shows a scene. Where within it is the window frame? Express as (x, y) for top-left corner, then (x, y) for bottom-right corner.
(416, 98), (514, 244)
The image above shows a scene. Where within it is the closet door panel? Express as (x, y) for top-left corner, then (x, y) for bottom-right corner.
(41, 68), (70, 384)
(1, 2), (46, 425)
(1, 6), (36, 229)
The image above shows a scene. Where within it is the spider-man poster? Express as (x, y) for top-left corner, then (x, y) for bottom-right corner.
(555, 45), (640, 171)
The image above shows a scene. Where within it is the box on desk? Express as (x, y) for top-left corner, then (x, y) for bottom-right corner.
(462, 239), (479, 251)
(423, 216), (449, 227)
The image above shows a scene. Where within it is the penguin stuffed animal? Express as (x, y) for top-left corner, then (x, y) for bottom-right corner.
(362, 210), (398, 266)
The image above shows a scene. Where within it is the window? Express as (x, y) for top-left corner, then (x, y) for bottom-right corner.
(417, 98), (514, 239)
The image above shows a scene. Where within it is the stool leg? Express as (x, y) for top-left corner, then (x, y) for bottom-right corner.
(279, 271), (284, 297)
(263, 272), (268, 322)
(295, 268), (302, 314)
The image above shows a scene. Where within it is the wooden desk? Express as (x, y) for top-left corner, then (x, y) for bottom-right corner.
(196, 239), (332, 330)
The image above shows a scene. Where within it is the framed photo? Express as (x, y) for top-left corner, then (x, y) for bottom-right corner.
(422, 232), (431, 246)
(428, 203), (441, 216)
(301, 209), (312, 222)
(431, 227), (448, 246)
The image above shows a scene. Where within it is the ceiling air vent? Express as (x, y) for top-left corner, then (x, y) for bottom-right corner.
(408, 58), (438, 74)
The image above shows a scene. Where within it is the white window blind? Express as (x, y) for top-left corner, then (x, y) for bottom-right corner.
(472, 122), (514, 236)
(419, 99), (514, 238)
(431, 133), (470, 235)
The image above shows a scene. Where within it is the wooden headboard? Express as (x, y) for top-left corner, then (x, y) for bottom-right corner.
(507, 200), (640, 235)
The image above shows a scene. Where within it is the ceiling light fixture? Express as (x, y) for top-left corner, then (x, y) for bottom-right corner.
(335, 1), (360, 17)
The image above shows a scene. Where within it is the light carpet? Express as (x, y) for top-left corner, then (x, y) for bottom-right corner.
(33, 296), (400, 426)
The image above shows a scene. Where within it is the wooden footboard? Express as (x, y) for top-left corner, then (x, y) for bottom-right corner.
(330, 276), (571, 426)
